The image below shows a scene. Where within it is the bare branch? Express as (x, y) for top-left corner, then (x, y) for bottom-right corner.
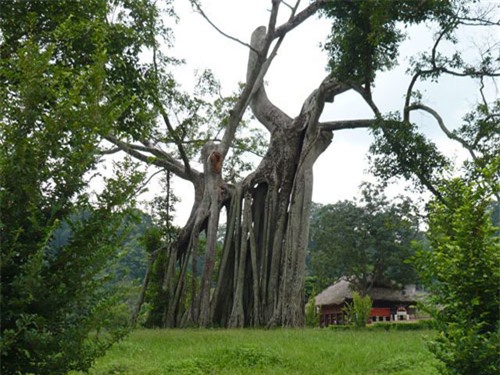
(407, 104), (478, 160)
(152, 39), (193, 178)
(266, 0), (281, 40)
(158, 108), (193, 177)
(130, 169), (165, 201)
(105, 135), (197, 181)
(320, 119), (377, 131)
(274, 0), (327, 38)
(319, 76), (350, 102)
(479, 77), (490, 115)
(98, 147), (123, 155)
(217, 25), (272, 156)
(351, 83), (383, 119)
(198, 0), (326, 156)
(104, 135), (157, 164)
(405, 19), (499, 123)
(297, 75), (350, 139)
(403, 25), (452, 121)
(403, 71), (423, 122)
(246, 27), (292, 132)
(458, 15), (500, 27)
(281, 1), (295, 12)
(220, 21), (293, 156)
(190, 0), (258, 53)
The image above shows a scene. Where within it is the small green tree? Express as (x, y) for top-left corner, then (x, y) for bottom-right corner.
(305, 289), (320, 328)
(414, 178), (500, 375)
(344, 292), (373, 328)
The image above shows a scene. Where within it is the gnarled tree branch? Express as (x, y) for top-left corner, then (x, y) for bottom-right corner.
(407, 103), (478, 161)
(246, 26), (292, 132)
(274, 0), (328, 38)
(104, 135), (198, 181)
(190, 0), (258, 53)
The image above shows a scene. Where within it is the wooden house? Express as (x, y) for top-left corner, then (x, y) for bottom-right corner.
(315, 278), (425, 327)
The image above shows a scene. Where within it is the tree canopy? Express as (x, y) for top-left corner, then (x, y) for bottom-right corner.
(0, 0), (165, 372)
(309, 185), (420, 294)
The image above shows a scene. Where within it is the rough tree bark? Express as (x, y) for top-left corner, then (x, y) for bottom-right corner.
(221, 27), (348, 327)
(152, 25), (350, 328)
(116, 1), (370, 328)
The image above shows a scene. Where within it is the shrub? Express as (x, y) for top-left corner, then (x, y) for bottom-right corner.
(305, 290), (320, 327)
(414, 179), (500, 374)
(344, 292), (372, 328)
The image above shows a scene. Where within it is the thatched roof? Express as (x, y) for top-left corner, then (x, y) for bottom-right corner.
(315, 278), (423, 306)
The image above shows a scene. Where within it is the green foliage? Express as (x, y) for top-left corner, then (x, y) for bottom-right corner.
(308, 184), (420, 293)
(0, 210), (131, 374)
(114, 212), (154, 284)
(321, 0), (452, 84)
(369, 116), (450, 192)
(140, 178), (180, 328)
(303, 275), (319, 303)
(305, 290), (320, 328)
(458, 100), (500, 186)
(413, 179), (500, 375)
(0, 0), (172, 141)
(344, 292), (372, 328)
(142, 249), (169, 328)
(0, 0), (165, 373)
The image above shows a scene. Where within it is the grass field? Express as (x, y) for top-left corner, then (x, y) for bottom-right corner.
(78, 328), (439, 375)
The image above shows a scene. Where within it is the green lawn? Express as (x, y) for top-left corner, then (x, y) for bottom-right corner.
(78, 328), (439, 375)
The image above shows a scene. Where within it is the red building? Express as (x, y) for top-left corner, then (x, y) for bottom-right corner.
(315, 279), (425, 327)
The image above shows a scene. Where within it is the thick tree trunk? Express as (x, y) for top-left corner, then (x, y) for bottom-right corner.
(148, 26), (340, 328)
(152, 117), (330, 328)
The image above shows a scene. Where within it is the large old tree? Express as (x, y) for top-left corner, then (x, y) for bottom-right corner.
(103, 0), (499, 328)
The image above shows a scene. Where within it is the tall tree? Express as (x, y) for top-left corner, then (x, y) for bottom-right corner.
(104, 0), (498, 328)
(0, 0), (169, 373)
(309, 185), (420, 295)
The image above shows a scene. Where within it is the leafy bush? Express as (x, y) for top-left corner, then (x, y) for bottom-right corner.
(344, 292), (372, 328)
(305, 290), (320, 327)
(414, 179), (500, 375)
(0, 0), (161, 371)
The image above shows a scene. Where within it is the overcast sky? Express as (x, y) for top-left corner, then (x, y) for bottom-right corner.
(153, 0), (498, 224)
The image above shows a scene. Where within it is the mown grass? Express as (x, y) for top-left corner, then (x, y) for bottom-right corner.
(77, 328), (439, 375)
